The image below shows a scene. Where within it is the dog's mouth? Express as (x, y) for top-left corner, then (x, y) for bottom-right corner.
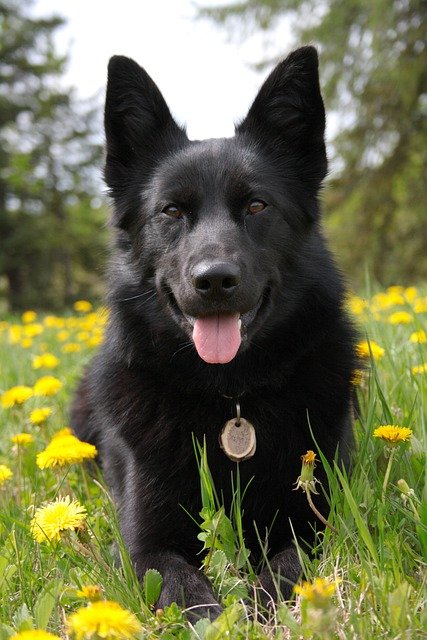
(165, 288), (270, 364)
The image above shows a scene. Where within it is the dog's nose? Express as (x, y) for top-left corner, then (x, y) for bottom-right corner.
(191, 261), (241, 298)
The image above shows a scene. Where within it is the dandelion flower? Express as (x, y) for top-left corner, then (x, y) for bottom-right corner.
(0, 464), (13, 486)
(57, 330), (70, 341)
(11, 630), (61, 640)
(23, 323), (44, 338)
(410, 330), (426, 344)
(21, 338), (33, 349)
(412, 363), (427, 376)
(356, 340), (384, 361)
(37, 432), (97, 468)
(76, 585), (103, 601)
(67, 600), (141, 639)
(294, 577), (340, 607)
(373, 425), (413, 445)
(33, 375), (63, 397)
(388, 311), (413, 325)
(30, 407), (53, 425)
(347, 295), (368, 316)
(21, 310), (37, 324)
(11, 433), (34, 446)
(294, 450), (319, 494)
(52, 426), (73, 439)
(1, 385), (33, 408)
(74, 300), (93, 313)
(31, 496), (87, 543)
(62, 342), (81, 353)
(413, 297), (427, 313)
(86, 335), (103, 348)
(32, 353), (60, 369)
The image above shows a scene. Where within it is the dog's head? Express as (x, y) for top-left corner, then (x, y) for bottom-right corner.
(104, 47), (327, 365)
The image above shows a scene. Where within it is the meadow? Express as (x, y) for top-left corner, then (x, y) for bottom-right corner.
(0, 287), (425, 639)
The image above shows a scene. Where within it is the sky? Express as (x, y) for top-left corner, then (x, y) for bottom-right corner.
(32, 0), (293, 140)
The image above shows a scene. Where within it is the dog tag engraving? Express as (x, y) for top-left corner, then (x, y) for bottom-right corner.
(220, 417), (256, 462)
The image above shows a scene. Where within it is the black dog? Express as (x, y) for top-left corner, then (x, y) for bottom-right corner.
(71, 46), (356, 618)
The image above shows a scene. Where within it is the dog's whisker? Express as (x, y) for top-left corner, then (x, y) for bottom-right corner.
(170, 341), (193, 362)
(118, 289), (156, 302)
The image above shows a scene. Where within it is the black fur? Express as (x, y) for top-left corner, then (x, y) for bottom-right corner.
(71, 46), (357, 618)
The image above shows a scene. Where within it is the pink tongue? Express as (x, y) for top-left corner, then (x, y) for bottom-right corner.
(192, 313), (241, 364)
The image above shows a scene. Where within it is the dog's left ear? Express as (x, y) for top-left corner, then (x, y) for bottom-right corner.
(237, 46), (327, 183)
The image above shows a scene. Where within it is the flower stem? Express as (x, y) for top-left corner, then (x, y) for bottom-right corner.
(381, 447), (396, 502)
(306, 490), (338, 534)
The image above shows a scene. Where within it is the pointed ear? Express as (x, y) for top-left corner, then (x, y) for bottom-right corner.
(237, 46), (327, 183)
(104, 56), (187, 185)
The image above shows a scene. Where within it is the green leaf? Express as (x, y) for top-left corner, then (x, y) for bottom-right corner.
(34, 579), (63, 630)
(12, 604), (33, 632)
(0, 561), (17, 592)
(204, 603), (244, 640)
(0, 624), (15, 640)
(388, 581), (412, 632)
(417, 498), (427, 563)
(335, 464), (380, 566)
(142, 569), (163, 608)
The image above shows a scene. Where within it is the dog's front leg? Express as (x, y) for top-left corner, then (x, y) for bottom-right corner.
(257, 545), (301, 607)
(133, 551), (222, 620)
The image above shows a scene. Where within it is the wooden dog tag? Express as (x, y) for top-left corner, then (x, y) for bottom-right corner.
(220, 418), (256, 462)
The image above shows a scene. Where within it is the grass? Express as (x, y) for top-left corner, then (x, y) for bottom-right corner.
(0, 287), (426, 639)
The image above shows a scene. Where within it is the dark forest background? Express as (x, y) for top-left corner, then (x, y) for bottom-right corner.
(0, 0), (426, 311)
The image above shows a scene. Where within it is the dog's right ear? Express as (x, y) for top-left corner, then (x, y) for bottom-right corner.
(104, 56), (186, 186)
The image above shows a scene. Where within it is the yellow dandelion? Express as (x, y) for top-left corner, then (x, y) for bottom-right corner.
(0, 464), (13, 487)
(74, 300), (93, 313)
(33, 375), (63, 397)
(52, 426), (73, 439)
(388, 311), (413, 325)
(11, 630), (61, 640)
(373, 425), (413, 445)
(87, 335), (103, 348)
(1, 385), (33, 408)
(413, 297), (427, 314)
(11, 433), (34, 446)
(30, 407), (53, 425)
(301, 450), (316, 465)
(37, 433), (97, 468)
(347, 295), (368, 316)
(67, 600), (141, 640)
(62, 342), (81, 353)
(371, 290), (405, 311)
(21, 310), (37, 324)
(57, 330), (70, 342)
(44, 315), (65, 329)
(32, 353), (60, 370)
(8, 325), (22, 344)
(294, 577), (340, 607)
(294, 450), (319, 494)
(76, 585), (103, 602)
(31, 496), (87, 543)
(404, 286), (417, 302)
(356, 340), (384, 361)
(23, 323), (44, 338)
(412, 363), (427, 376)
(20, 338), (33, 349)
(410, 330), (426, 344)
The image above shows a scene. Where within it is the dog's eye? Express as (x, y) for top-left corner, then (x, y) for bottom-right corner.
(247, 200), (267, 215)
(162, 204), (183, 219)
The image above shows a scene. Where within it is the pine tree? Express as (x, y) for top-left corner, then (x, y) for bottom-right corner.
(0, 0), (107, 310)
